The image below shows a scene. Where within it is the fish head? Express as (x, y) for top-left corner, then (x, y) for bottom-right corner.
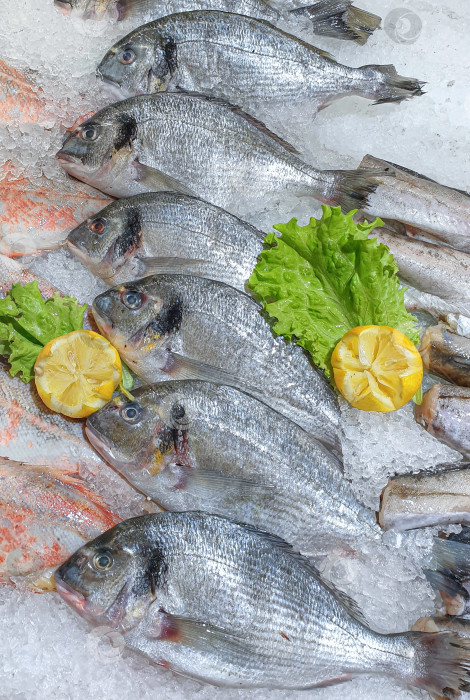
(98, 29), (171, 98)
(55, 518), (158, 630)
(92, 277), (183, 371)
(67, 200), (142, 282)
(86, 387), (177, 476)
(57, 108), (137, 195)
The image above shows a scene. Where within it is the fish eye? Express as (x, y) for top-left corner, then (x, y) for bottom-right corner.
(92, 551), (113, 571)
(122, 290), (142, 310)
(81, 124), (99, 141)
(119, 47), (136, 65)
(90, 218), (106, 234)
(120, 402), (142, 424)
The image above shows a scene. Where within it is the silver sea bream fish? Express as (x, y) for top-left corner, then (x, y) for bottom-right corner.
(97, 11), (417, 110)
(86, 380), (378, 555)
(415, 384), (470, 457)
(55, 0), (381, 45)
(56, 92), (383, 210)
(420, 325), (470, 387)
(66, 192), (265, 287)
(373, 229), (470, 318)
(91, 274), (341, 452)
(54, 511), (470, 694)
(360, 155), (470, 254)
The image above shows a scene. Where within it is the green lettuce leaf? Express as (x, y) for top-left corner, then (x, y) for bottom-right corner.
(249, 205), (419, 381)
(0, 281), (87, 382)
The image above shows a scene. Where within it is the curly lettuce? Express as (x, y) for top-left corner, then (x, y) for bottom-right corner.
(0, 281), (86, 382)
(249, 205), (419, 380)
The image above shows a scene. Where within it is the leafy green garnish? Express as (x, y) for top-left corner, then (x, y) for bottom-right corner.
(249, 205), (419, 381)
(0, 281), (87, 383)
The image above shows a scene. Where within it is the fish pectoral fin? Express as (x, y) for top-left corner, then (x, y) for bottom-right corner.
(134, 160), (196, 197)
(138, 256), (205, 276)
(182, 467), (274, 502)
(146, 609), (253, 657)
(164, 352), (257, 394)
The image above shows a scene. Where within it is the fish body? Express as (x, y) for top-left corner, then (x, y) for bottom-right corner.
(97, 12), (416, 110)
(420, 325), (470, 387)
(56, 0), (380, 44)
(66, 192), (264, 287)
(360, 155), (470, 254)
(0, 163), (112, 256)
(0, 61), (45, 126)
(92, 274), (341, 452)
(374, 229), (470, 318)
(415, 384), (470, 458)
(0, 457), (120, 590)
(379, 467), (470, 532)
(57, 92), (382, 213)
(86, 381), (377, 554)
(55, 511), (470, 694)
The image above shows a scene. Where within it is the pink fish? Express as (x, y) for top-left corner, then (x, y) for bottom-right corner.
(0, 457), (121, 591)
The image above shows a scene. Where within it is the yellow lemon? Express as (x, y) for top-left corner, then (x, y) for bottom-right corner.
(34, 330), (122, 418)
(332, 325), (422, 413)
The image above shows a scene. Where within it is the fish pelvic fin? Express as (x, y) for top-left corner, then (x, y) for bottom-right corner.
(290, 1), (381, 45)
(358, 64), (426, 104)
(403, 630), (470, 697)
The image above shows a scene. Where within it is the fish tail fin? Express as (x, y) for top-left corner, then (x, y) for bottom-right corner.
(425, 537), (470, 615)
(290, 1), (381, 44)
(403, 630), (470, 696)
(324, 168), (384, 213)
(358, 64), (426, 104)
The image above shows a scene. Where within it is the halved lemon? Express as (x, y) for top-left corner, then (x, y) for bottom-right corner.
(34, 330), (122, 418)
(331, 325), (423, 413)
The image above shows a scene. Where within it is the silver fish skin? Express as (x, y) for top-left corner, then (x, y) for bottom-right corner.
(56, 92), (383, 211)
(66, 192), (265, 287)
(373, 229), (470, 318)
(415, 383), (470, 458)
(92, 274), (341, 452)
(379, 467), (470, 532)
(97, 12), (415, 110)
(360, 155), (470, 254)
(85, 380), (378, 555)
(420, 325), (470, 387)
(55, 511), (470, 694)
(55, 0), (381, 45)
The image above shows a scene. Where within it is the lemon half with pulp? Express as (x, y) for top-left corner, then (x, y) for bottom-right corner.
(332, 325), (422, 413)
(34, 330), (122, 418)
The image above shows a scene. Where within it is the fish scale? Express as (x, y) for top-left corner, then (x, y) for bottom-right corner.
(92, 274), (342, 452)
(98, 11), (422, 113)
(56, 511), (470, 693)
(86, 380), (379, 555)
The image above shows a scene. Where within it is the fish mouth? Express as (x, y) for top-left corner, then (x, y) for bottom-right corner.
(54, 0), (73, 15)
(85, 422), (115, 462)
(56, 150), (81, 165)
(55, 576), (89, 617)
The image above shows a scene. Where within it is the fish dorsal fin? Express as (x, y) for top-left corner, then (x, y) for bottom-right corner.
(239, 523), (368, 626)
(172, 90), (300, 155)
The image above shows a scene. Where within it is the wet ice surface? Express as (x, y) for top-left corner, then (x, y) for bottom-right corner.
(1, 0), (469, 697)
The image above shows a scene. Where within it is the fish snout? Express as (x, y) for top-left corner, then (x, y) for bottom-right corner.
(55, 569), (89, 617)
(54, 0), (73, 14)
(93, 293), (112, 318)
